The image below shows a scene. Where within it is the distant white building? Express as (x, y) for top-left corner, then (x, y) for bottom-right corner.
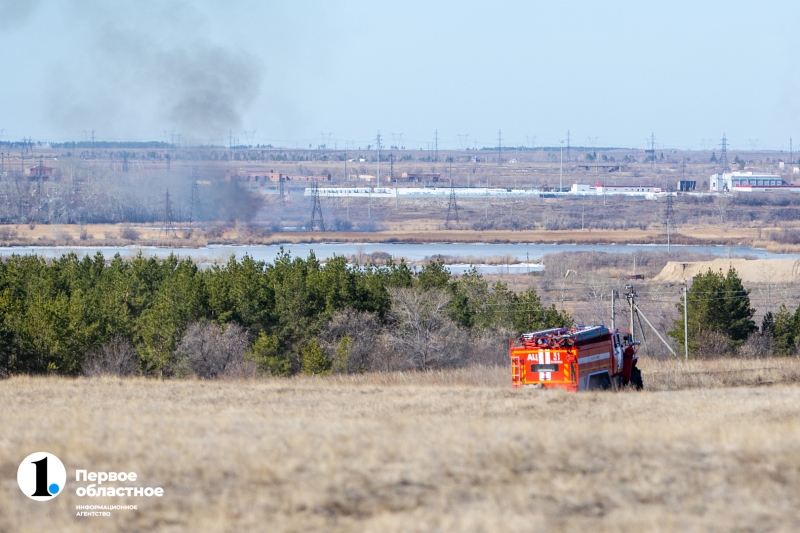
(709, 172), (797, 192)
(594, 184), (660, 195)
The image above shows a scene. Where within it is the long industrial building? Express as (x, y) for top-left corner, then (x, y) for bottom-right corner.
(303, 185), (664, 199)
(295, 174), (800, 199)
(709, 172), (800, 192)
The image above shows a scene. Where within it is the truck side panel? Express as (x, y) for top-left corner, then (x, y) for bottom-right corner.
(575, 338), (615, 391)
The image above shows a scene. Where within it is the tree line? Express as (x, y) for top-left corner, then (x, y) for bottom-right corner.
(669, 266), (800, 358)
(0, 251), (571, 378)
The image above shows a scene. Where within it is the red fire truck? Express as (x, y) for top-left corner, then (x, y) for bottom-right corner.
(509, 325), (642, 391)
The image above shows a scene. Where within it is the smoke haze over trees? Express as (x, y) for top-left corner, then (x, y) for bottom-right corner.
(0, 161), (263, 224)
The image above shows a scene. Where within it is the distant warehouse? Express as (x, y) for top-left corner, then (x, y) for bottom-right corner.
(709, 172), (800, 192)
(594, 184), (660, 194)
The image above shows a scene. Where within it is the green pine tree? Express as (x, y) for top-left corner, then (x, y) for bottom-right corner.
(333, 334), (354, 374)
(301, 338), (332, 375)
(669, 267), (756, 357)
(248, 331), (291, 376)
(772, 304), (798, 356)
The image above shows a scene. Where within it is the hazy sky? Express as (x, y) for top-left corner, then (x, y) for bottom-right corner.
(1, 0), (798, 150)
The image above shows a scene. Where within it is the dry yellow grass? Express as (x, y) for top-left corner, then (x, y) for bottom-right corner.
(640, 356), (800, 390)
(2, 359), (800, 532)
(0, 223), (781, 247)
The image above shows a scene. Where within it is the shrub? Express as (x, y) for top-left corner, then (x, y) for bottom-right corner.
(120, 226), (139, 240)
(301, 338), (332, 375)
(388, 287), (462, 370)
(248, 332), (291, 376)
(178, 322), (252, 379)
(318, 309), (382, 373)
(82, 336), (139, 377)
(736, 333), (774, 359)
(694, 330), (731, 359)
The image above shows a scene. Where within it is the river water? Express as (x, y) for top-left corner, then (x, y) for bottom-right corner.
(0, 242), (797, 274)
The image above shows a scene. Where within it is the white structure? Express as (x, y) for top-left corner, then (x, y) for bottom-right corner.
(708, 172), (797, 192)
(594, 184), (660, 195)
(304, 184), (671, 199)
(304, 187), (542, 198)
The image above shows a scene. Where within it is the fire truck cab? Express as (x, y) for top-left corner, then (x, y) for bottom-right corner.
(509, 325), (642, 391)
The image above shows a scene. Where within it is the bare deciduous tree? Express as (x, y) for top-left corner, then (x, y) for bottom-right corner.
(694, 329), (731, 360)
(736, 332), (774, 359)
(463, 327), (513, 367)
(177, 321), (253, 379)
(82, 335), (139, 377)
(318, 308), (382, 373)
(388, 287), (461, 370)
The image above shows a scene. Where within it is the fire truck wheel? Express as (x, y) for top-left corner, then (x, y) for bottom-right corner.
(630, 367), (644, 390)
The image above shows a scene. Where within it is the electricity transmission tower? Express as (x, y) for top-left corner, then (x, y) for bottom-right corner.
(566, 129), (570, 162)
(161, 189), (177, 237)
(498, 130), (502, 166)
(189, 166), (201, 227)
(649, 132), (656, 170)
(720, 133), (729, 172)
(309, 180), (325, 231)
(446, 166), (459, 227)
(376, 131), (381, 187)
(664, 183), (675, 252)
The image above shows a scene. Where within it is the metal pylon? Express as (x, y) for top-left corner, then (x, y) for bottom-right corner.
(310, 180), (325, 231)
(189, 166), (201, 227)
(446, 179), (459, 226)
(162, 189), (177, 237)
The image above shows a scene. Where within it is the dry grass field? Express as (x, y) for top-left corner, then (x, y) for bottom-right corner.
(3, 222), (796, 251)
(2, 358), (800, 533)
